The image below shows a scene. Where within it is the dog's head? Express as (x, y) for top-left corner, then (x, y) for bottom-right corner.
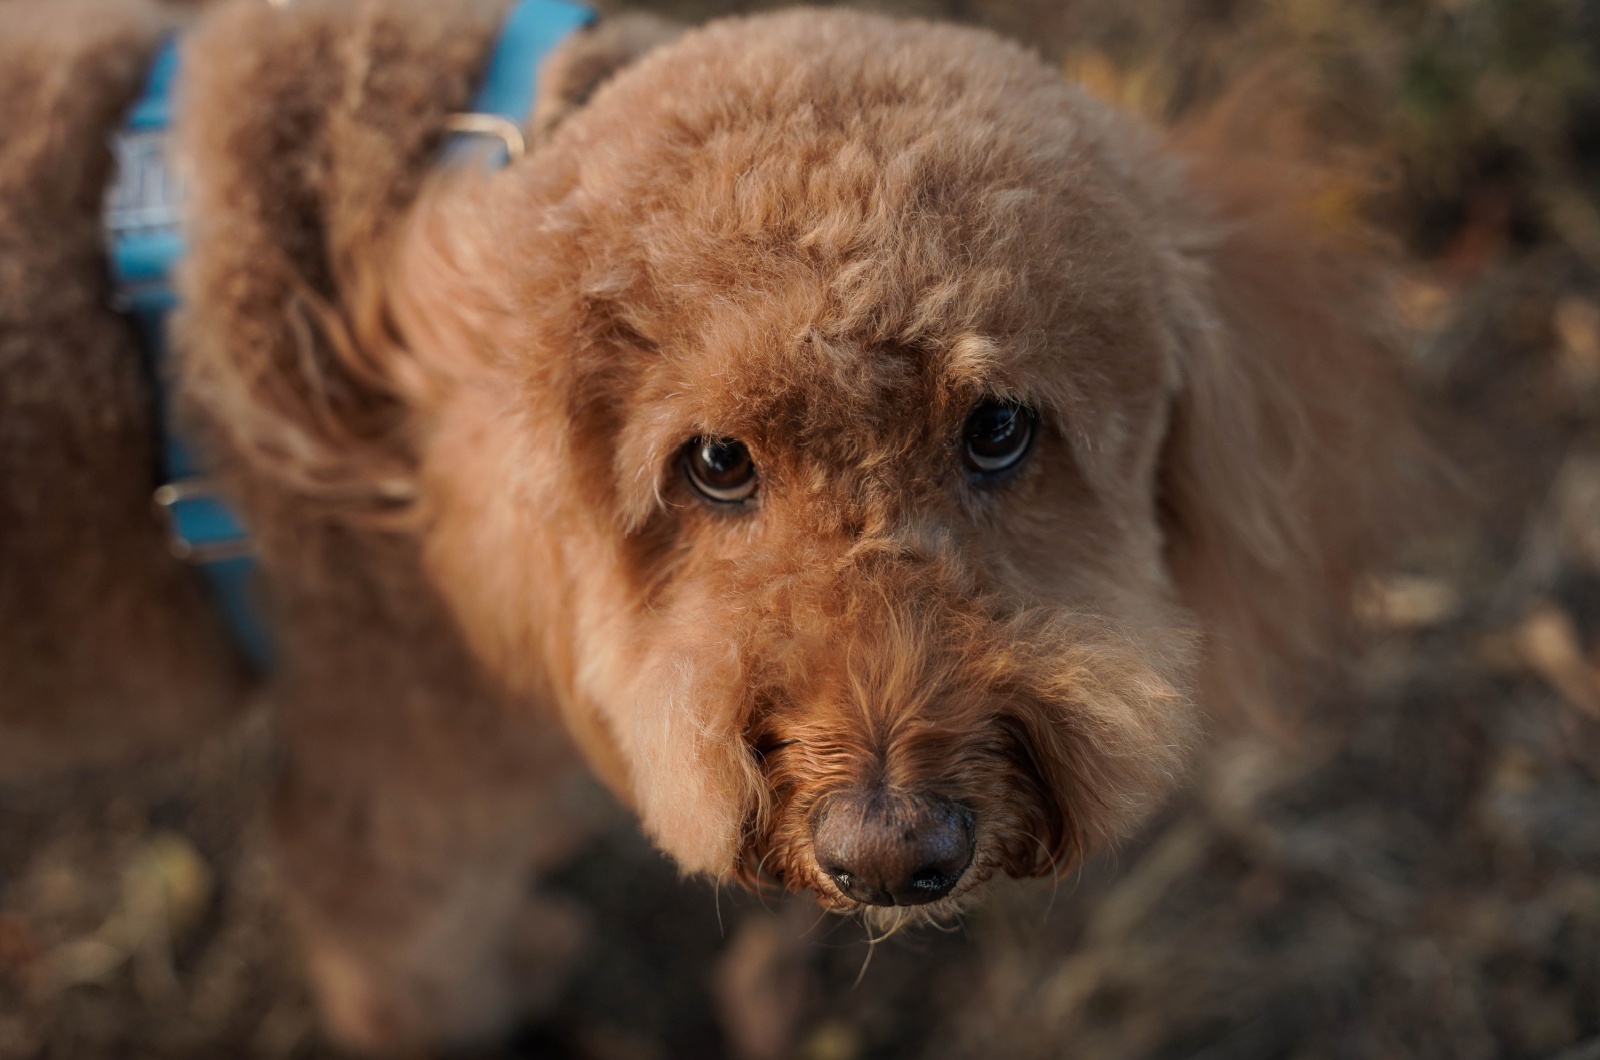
(379, 10), (1416, 915)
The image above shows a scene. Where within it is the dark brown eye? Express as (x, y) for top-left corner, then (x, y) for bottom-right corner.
(963, 400), (1035, 477)
(684, 436), (758, 503)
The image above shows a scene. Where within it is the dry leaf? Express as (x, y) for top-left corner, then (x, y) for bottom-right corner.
(1355, 574), (1461, 629)
(1554, 295), (1600, 391)
(123, 831), (214, 947)
(794, 1019), (863, 1060)
(1516, 603), (1600, 720)
(1392, 275), (1454, 334)
(1061, 50), (1171, 118)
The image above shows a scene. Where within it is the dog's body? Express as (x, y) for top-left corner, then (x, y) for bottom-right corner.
(0, 0), (1424, 1050)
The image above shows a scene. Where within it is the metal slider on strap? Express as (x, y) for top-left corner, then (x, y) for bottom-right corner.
(152, 479), (255, 564)
(444, 112), (527, 162)
(441, 0), (594, 167)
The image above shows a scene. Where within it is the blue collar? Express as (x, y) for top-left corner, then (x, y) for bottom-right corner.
(105, 0), (595, 668)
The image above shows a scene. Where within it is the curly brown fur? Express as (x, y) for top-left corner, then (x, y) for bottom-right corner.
(2, 0), (1427, 1051)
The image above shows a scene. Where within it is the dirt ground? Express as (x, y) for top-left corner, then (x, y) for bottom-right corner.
(5, 0), (1600, 1057)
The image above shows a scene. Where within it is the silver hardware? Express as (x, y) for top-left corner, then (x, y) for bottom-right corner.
(153, 478), (255, 564)
(444, 113), (526, 163)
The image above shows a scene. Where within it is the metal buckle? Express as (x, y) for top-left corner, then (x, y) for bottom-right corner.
(152, 478), (254, 564)
(444, 113), (527, 163)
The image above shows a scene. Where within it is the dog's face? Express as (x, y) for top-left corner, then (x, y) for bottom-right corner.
(391, 10), (1404, 916)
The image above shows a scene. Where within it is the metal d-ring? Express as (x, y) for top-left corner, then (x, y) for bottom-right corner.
(153, 478), (255, 564)
(444, 113), (527, 163)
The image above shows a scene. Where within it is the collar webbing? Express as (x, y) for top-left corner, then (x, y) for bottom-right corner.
(471, 0), (593, 128)
(104, 0), (595, 668)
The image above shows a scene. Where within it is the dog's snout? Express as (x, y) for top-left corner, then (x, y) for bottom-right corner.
(811, 791), (974, 906)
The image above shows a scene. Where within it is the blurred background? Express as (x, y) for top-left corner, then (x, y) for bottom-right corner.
(5, 0), (1600, 1056)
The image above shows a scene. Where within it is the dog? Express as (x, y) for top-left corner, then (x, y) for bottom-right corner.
(0, 0), (1425, 1050)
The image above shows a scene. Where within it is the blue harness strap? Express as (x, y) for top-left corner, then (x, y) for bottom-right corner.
(105, 35), (271, 666)
(470, 0), (594, 131)
(104, 0), (595, 668)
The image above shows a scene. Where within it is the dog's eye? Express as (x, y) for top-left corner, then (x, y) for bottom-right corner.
(684, 436), (758, 503)
(963, 400), (1036, 477)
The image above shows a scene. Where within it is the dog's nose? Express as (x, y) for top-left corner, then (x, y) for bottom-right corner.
(811, 791), (974, 906)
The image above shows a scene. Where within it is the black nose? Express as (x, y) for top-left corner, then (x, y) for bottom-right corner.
(811, 791), (974, 906)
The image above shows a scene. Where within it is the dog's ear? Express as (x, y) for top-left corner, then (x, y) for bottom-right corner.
(174, 0), (516, 533)
(1155, 107), (1433, 719)
(175, 3), (676, 533)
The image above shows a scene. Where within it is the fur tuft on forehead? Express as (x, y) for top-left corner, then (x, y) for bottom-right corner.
(476, 10), (1179, 413)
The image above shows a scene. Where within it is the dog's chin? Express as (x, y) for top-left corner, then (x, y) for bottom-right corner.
(834, 891), (978, 934)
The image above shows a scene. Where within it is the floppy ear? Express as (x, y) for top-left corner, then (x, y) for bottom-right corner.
(175, 2), (678, 533)
(174, 0), (509, 534)
(1156, 111), (1434, 719)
